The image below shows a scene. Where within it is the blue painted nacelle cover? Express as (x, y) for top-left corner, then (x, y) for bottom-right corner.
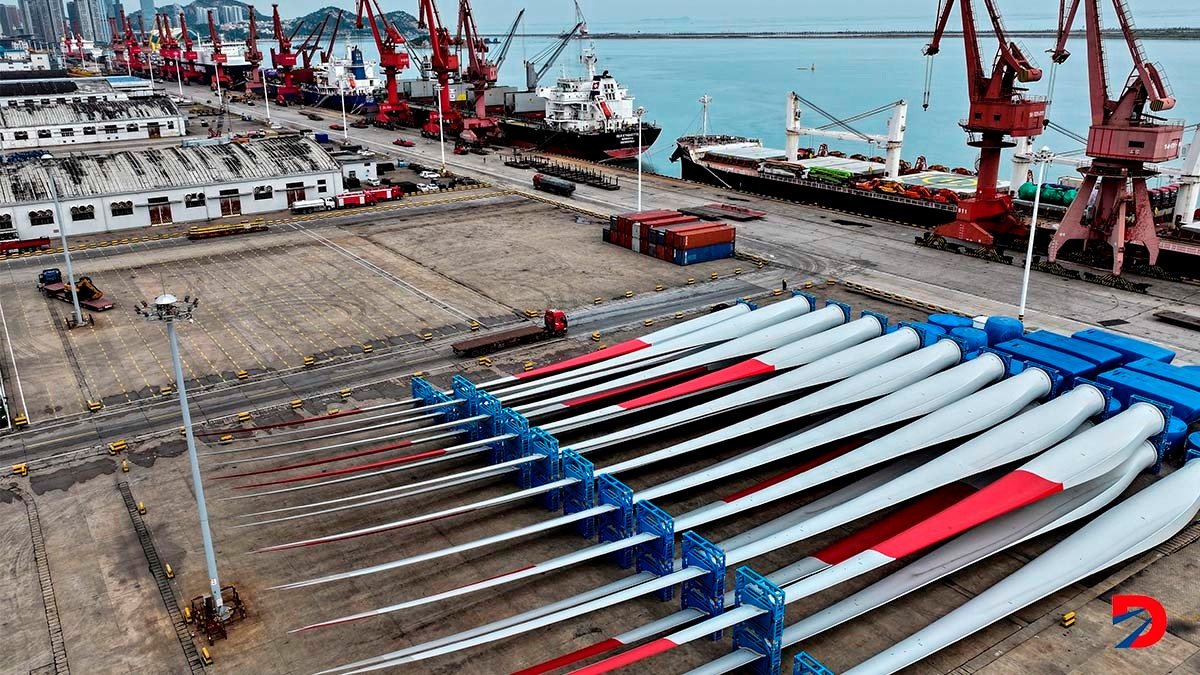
(1096, 368), (1200, 423)
(1072, 328), (1175, 364)
(993, 339), (1099, 382)
(1124, 359), (1200, 395)
(1020, 330), (1125, 370)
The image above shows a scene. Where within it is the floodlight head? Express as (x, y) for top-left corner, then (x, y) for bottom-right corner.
(155, 293), (178, 308)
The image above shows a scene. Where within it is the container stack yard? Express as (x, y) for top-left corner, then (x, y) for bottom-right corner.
(4, 2), (1200, 675)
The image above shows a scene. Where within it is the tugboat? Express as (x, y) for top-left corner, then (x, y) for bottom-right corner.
(499, 47), (660, 162)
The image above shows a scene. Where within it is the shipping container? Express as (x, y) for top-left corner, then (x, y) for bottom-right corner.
(674, 242), (736, 265)
(670, 225), (737, 250)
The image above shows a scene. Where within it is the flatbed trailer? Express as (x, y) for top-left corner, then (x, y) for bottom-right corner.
(451, 310), (568, 357)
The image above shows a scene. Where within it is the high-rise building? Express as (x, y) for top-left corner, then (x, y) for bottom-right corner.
(71, 0), (104, 40)
(190, 5), (207, 25)
(137, 0), (152, 30)
(20, 0), (66, 47)
(218, 5), (241, 24)
(0, 3), (26, 35)
(65, 0), (79, 33)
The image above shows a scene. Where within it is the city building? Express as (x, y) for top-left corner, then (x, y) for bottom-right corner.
(0, 96), (187, 149)
(20, 0), (65, 48)
(0, 135), (345, 239)
(0, 4), (26, 36)
(75, 0), (106, 42)
(218, 4), (241, 24)
(190, 5), (208, 25)
(138, 0), (153, 30)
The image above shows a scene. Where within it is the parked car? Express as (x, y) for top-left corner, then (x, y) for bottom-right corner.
(304, 112), (324, 121)
(416, 183), (438, 193)
(329, 123), (345, 131)
(419, 170), (440, 180)
(392, 138), (415, 147)
(350, 121), (369, 129)
(363, 177), (382, 187)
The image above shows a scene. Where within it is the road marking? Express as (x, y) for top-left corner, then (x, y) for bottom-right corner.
(0, 279), (28, 426)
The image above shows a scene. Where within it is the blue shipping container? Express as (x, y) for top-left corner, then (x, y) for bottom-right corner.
(314, 132), (331, 144)
(674, 242), (735, 266)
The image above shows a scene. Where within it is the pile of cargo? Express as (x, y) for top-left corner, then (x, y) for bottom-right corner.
(602, 209), (736, 265)
(1017, 181), (1079, 207)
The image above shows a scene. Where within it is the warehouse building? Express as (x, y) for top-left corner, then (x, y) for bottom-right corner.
(0, 97), (188, 149)
(0, 135), (344, 239)
(0, 74), (157, 107)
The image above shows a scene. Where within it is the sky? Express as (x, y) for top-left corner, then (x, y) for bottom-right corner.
(271, 0), (1200, 33)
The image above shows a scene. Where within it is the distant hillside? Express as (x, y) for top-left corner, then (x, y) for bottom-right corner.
(286, 5), (421, 41)
(123, 1), (420, 42)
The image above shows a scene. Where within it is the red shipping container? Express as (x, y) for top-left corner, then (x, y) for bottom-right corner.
(671, 225), (737, 250)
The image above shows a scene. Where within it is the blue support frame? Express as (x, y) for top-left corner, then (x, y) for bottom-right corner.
(823, 299), (852, 321)
(736, 298), (760, 311)
(410, 376), (436, 405)
(451, 375), (479, 416)
(634, 501), (676, 601)
(1129, 395), (1176, 472)
(561, 449), (596, 539)
(596, 474), (636, 569)
(859, 309), (889, 331)
(792, 652), (835, 675)
(474, 391), (503, 442)
(681, 531), (726, 639)
(791, 290), (817, 311)
(733, 567), (787, 675)
(497, 409), (533, 487)
(528, 428), (563, 511)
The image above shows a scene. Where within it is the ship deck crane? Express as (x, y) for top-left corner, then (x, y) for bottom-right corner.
(786, 94), (908, 179)
(492, 9), (524, 74)
(922, 0), (1047, 250)
(417, 0), (461, 136)
(244, 5), (264, 94)
(456, 0), (498, 122)
(155, 13), (182, 83)
(297, 13), (331, 70)
(269, 4), (300, 104)
(320, 10), (343, 64)
(524, 21), (583, 90)
(357, 0), (412, 128)
(1047, 0), (1187, 275)
(178, 12), (201, 84)
(206, 10), (231, 91)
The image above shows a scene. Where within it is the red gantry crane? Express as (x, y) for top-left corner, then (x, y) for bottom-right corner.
(357, 0), (412, 128)
(320, 10), (343, 64)
(1047, 0), (1186, 276)
(120, 9), (145, 74)
(178, 12), (201, 84)
(921, 0), (1047, 250)
(207, 9), (231, 91)
(108, 16), (127, 71)
(244, 5), (264, 94)
(269, 4), (300, 103)
(417, 0), (462, 136)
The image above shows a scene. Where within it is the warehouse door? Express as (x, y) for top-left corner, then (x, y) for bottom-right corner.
(148, 202), (172, 225)
(219, 189), (242, 217)
(147, 122), (161, 139)
(285, 182), (306, 206)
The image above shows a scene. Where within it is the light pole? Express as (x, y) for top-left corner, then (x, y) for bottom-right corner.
(262, 69), (271, 124)
(45, 177), (85, 327)
(434, 83), (446, 173)
(338, 73), (348, 140)
(176, 54), (184, 97)
(135, 293), (229, 620)
(1018, 145), (1053, 322)
(635, 106), (646, 212)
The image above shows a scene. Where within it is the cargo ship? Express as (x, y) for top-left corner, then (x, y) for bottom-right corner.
(498, 48), (661, 162)
(671, 134), (960, 227)
(297, 46), (382, 111)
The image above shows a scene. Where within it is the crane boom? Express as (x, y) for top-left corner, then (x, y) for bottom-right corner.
(322, 11), (343, 63)
(357, 0), (411, 128)
(527, 22), (583, 90)
(245, 5), (264, 93)
(493, 9), (524, 72)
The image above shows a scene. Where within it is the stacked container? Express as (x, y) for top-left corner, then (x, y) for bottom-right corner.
(604, 210), (737, 265)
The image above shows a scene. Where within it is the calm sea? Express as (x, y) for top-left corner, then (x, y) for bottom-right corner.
(279, 35), (1200, 180)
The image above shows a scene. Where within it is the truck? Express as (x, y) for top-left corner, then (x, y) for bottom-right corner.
(451, 309), (568, 357)
(37, 268), (114, 312)
(289, 186), (405, 214)
(0, 236), (51, 254)
(532, 173), (576, 197)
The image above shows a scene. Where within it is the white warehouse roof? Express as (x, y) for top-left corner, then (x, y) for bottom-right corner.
(2, 135), (341, 202)
(0, 97), (182, 129)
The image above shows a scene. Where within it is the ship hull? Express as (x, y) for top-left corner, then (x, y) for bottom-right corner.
(500, 119), (663, 162)
(299, 87), (377, 111)
(675, 152), (957, 227)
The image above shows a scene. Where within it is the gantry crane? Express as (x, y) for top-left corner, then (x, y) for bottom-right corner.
(120, 9), (145, 74)
(155, 13), (183, 83)
(922, 0), (1047, 250)
(358, 0), (412, 128)
(207, 10), (231, 91)
(320, 10), (343, 64)
(107, 16), (127, 71)
(1046, 0), (1186, 276)
(244, 5), (264, 94)
(297, 12), (332, 71)
(417, 0), (462, 136)
(178, 12), (201, 83)
(269, 4), (300, 104)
